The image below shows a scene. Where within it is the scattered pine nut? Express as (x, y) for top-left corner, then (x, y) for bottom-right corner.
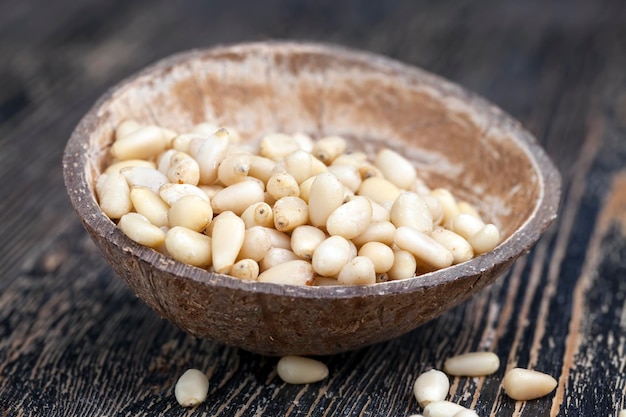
(276, 356), (329, 384)
(443, 352), (500, 377)
(423, 400), (468, 417)
(413, 369), (450, 408)
(502, 368), (557, 401)
(174, 369), (209, 408)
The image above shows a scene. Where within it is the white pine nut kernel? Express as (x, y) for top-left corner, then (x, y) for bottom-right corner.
(423, 400), (467, 417)
(259, 133), (300, 161)
(96, 172), (132, 219)
(326, 195), (372, 239)
(130, 186), (170, 227)
(241, 202), (274, 229)
(370, 199), (391, 222)
(165, 226), (212, 268)
(358, 242), (394, 273)
(172, 133), (203, 153)
(290, 225), (327, 260)
(159, 183), (209, 206)
(467, 224), (500, 254)
(118, 213), (165, 248)
(312, 235), (352, 277)
(111, 125), (168, 160)
(115, 119), (142, 141)
(457, 201), (481, 219)
(217, 153), (251, 186)
(238, 226), (272, 262)
(292, 132), (315, 152)
(297, 176), (315, 203)
(257, 260), (314, 285)
(191, 128), (230, 185)
(394, 226), (454, 270)
(327, 164), (362, 192)
(444, 352), (500, 376)
(423, 195), (444, 225)
(312, 135), (347, 164)
(390, 191), (433, 234)
(357, 176), (401, 204)
(283, 150), (314, 184)
(413, 369), (450, 408)
(308, 172), (346, 228)
(273, 196), (309, 232)
(168, 195), (213, 232)
(430, 227), (474, 265)
(157, 149), (178, 174)
(502, 368), (557, 401)
(121, 166), (169, 194)
(452, 410), (479, 417)
(262, 227), (292, 250)
(259, 248), (302, 272)
(277, 356), (329, 384)
(448, 213), (485, 240)
(387, 250), (417, 280)
(210, 179), (265, 215)
(430, 188), (460, 224)
(374, 148), (417, 190)
(174, 369), (209, 408)
(331, 151), (367, 168)
(105, 159), (156, 174)
(211, 211), (245, 274)
(167, 152), (200, 185)
(230, 258), (259, 281)
(351, 221), (396, 248)
(248, 154), (276, 184)
(267, 171), (300, 200)
(337, 256), (376, 285)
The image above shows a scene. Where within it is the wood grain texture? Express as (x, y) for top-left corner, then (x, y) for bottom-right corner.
(1, 0), (626, 415)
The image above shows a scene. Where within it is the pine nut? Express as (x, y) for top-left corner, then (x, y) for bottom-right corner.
(337, 256), (376, 285)
(467, 224), (500, 254)
(166, 152), (200, 185)
(413, 369), (450, 408)
(259, 133), (300, 161)
(118, 212), (166, 248)
(211, 179), (265, 215)
(390, 191), (433, 234)
(358, 242), (394, 273)
(267, 172), (300, 200)
(312, 135), (347, 164)
(172, 133), (203, 153)
(174, 369), (209, 408)
(374, 148), (416, 190)
(423, 401), (467, 417)
(290, 225), (327, 260)
(217, 153), (251, 186)
(238, 226), (272, 261)
(331, 151), (367, 168)
(273, 196), (309, 232)
(447, 213), (485, 240)
(370, 199), (391, 222)
(248, 155), (276, 184)
(326, 195), (372, 239)
(502, 368), (557, 401)
(159, 183), (209, 205)
(327, 164), (362, 192)
(276, 356), (329, 384)
(105, 159), (156, 174)
(130, 186), (170, 227)
(430, 188), (460, 224)
(312, 235), (352, 277)
(387, 250), (417, 280)
(230, 258), (259, 281)
(283, 150), (314, 184)
(430, 227), (474, 264)
(168, 195), (213, 232)
(352, 221), (396, 247)
(96, 172), (132, 219)
(394, 226), (454, 270)
(308, 172), (345, 228)
(240, 202), (274, 229)
(191, 128), (230, 185)
(292, 132), (315, 152)
(257, 260), (314, 285)
(444, 352), (500, 376)
(121, 166), (169, 194)
(262, 227), (292, 250)
(297, 176), (315, 203)
(457, 201), (481, 219)
(115, 119), (142, 140)
(357, 176), (401, 205)
(259, 248), (302, 271)
(423, 195), (444, 225)
(211, 211), (245, 274)
(191, 122), (219, 136)
(111, 125), (168, 160)
(165, 226), (212, 268)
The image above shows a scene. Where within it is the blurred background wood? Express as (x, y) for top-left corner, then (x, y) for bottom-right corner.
(1, 0), (625, 415)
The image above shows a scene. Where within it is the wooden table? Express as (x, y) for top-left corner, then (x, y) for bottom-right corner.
(1, 1), (625, 415)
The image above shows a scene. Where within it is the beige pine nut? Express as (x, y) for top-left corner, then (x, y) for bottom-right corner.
(312, 135), (347, 164)
(290, 225), (327, 260)
(267, 172), (300, 200)
(230, 259), (260, 281)
(217, 153), (251, 186)
(168, 195), (213, 232)
(167, 152), (200, 185)
(370, 200), (391, 222)
(276, 355), (329, 384)
(467, 224), (500, 254)
(130, 186), (170, 227)
(327, 164), (362, 192)
(448, 213), (485, 240)
(238, 226), (272, 261)
(297, 176), (315, 203)
(358, 162), (384, 180)
(331, 151), (367, 168)
(310, 156), (328, 175)
(262, 227), (292, 250)
(283, 150), (314, 184)
(121, 166), (169, 193)
(374, 148), (416, 190)
(174, 369), (209, 408)
(273, 196), (309, 232)
(444, 352), (500, 376)
(430, 228), (474, 264)
(413, 369), (450, 408)
(211, 211), (245, 274)
(159, 183), (209, 205)
(619, 410), (626, 417)
(248, 155), (276, 184)
(457, 201), (481, 218)
(387, 250), (417, 280)
(351, 221), (396, 247)
(191, 128), (230, 185)
(260, 248), (301, 271)
(257, 260), (314, 285)
(308, 172), (346, 228)
(241, 202), (274, 228)
(292, 132), (315, 152)
(211, 179), (265, 215)
(118, 212), (165, 248)
(452, 410), (478, 417)
(326, 195), (372, 239)
(337, 256), (376, 285)
(394, 226), (454, 270)
(259, 133), (300, 161)
(191, 122), (219, 135)
(105, 159), (156, 174)
(358, 242), (394, 273)
(390, 191), (433, 233)
(502, 368), (557, 401)
(111, 125), (168, 160)
(165, 226), (212, 268)
(423, 195), (444, 225)
(357, 176), (401, 205)
(430, 188), (460, 224)
(423, 401), (467, 417)
(410, 177), (431, 196)
(198, 185), (223, 199)
(172, 133), (203, 153)
(96, 172), (132, 219)
(157, 149), (178, 174)
(115, 119), (142, 141)
(312, 235), (352, 277)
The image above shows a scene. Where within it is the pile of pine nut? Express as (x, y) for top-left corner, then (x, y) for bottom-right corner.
(96, 120), (501, 285)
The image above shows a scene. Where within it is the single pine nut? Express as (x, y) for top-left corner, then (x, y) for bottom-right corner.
(262, 227), (292, 250)
(430, 188), (460, 224)
(327, 164), (362, 192)
(217, 153), (251, 186)
(172, 133), (204, 153)
(174, 369), (209, 408)
(292, 132), (315, 152)
(191, 128), (230, 185)
(238, 226), (272, 261)
(96, 172), (132, 219)
(105, 159), (156, 174)
(430, 228), (474, 264)
(290, 225), (327, 260)
(413, 369), (450, 408)
(211, 179), (265, 215)
(230, 259), (259, 281)
(370, 200), (391, 222)
(297, 176), (315, 203)
(276, 356), (329, 384)
(257, 260), (314, 285)
(502, 368), (557, 401)
(312, 235), (352, 277)
(337, 256), (376, 285)
(394, 226), (454, 270)
(423, 401), (467, 417)
(358, 242), (394, 273)
(352, 221), (396, 247)
(118, 212), (165, 248)
(457, 201), (481, 218)
(326, 195), (372, 239)
(312, 135), (347, 164)
(241, 202), (274, 229)
(165, 226), (212, 268)
(259, 132), (300, 161)
(159, 183), (209, 205)
(331, 151), (367, 168)
(283, 150), (314, 184)
(273, 196), (309, 232)
(387, 250), (417, 280)
(467, 224), (500, 254)
(157, 149), (178, 174)
(447, 213), (485, 240)
(111, 125), (168, 160)
(121, 166), (169, 194)
(267, 172), (300, 200)
(452, 410), (479, 417)
(260, 248), (302, 271)
(130, 186), (170, 227)
(248, 155), (276, 184)
(444, 352), (500, 376)
(308, 172), (345, 228)
(166, 152), (200, 185)
(358, 162), (384, 180)
(168, 195), (213, 232)
(390, 191), (433, 234)
(423, 195), (444, 225)
(211, 211), (245, 274)
(374, 148), (416, 190)
(199, 184), (224, 199)
(357, 176), (401, 205)
(115, 119), (142, 140)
